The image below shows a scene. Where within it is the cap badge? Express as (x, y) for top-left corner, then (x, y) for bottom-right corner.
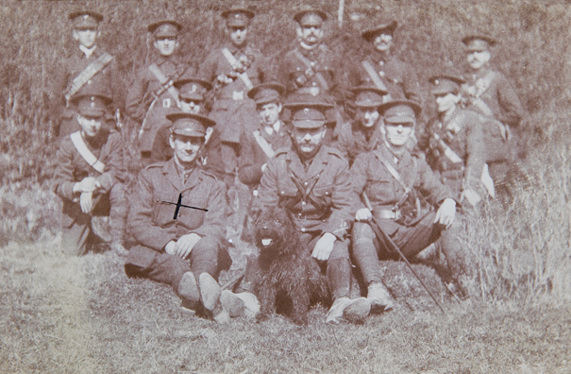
(190, 85), (197, 93)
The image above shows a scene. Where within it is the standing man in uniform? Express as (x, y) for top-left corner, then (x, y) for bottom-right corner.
(125, 19), (189, 164)
(461, 35), (525, 183)
(420, 75), (486, 206)
(351, 100), (470, 308)
(150, 77), (224, 181)
(125, 112), (232, 323)
(336, 86), (387, 166)
(53, 10), (121, 139)
(198, 7), (269, 187)
(53, 86), (127, 256)
(350, 21), (421, 104)
(254, 100), (371, 324)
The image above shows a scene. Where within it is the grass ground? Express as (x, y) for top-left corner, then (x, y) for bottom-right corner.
(1, 238), (569, 374)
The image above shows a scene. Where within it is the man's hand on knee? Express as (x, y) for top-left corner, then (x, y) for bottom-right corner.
(175, 233), (202, 259)
(355, 208), (372, 222)
(79, 192), (93, 213)
(311, 232), (336, 261)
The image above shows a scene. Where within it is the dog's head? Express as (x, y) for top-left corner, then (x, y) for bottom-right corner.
(253, 206), (299, 256)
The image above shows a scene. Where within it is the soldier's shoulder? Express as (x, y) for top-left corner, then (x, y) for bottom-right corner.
(199, 168), (219, 182)
(274, 147), (290, 158)
(324, 146), (347, 161)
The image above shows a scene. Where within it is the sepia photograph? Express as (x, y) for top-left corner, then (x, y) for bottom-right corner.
(0, 0), (569, 372)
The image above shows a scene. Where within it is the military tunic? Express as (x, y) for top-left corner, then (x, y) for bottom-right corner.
(336, 121), (383, 166)
(349, 51), (421, 104)
(278, 44), (341, 101)
(350, 143), (469, 285)
(462, 68), (524, 129)
(422, 108), (486, 198)
(125, 159), (230, 289)
(52, 47), (120, 139)
(238, 121), (291, 187)
(124, 55), (189, 153)
(53, 131), (126, 255)
(254, 145), (357, 300)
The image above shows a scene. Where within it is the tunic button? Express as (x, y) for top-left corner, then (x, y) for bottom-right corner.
(301, 227), (306, 233)
(304, 181), (308, 186)
(312, 82), (317, 86)
(301, 201), (306, 206)
(280, 190), (285, 195)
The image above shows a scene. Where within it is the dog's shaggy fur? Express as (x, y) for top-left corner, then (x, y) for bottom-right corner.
(243, 207), (329, 325)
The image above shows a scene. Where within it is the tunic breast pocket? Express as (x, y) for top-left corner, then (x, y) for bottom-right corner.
(312, 185), (334, 208)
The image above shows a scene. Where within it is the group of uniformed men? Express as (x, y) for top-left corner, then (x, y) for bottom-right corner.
(52, 6), (525, 324)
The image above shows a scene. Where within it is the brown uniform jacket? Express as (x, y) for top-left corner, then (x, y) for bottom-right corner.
(53, 131), (124, 227)
(198, 44), (269, 142)
(278, 44), (342, 101)
(462, 68), (524, 129)
(254, 145), (356, 240)
(52, 48), (120, 135)
(128, 159), (227, 253)
(125, 55), (189, 151)
(336, 121), (383, 166)
(351, 143), (452, 234)
(421, 108), (486, 197)
(238, 121), (291, 187)
(349, 52), (421, 104)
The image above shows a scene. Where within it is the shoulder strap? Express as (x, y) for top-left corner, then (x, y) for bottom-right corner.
(70, 131), (105, 173)
(361, 60), (390, 98)
(148, 63), (180, 104)
(432, 131), (464, 164)
(293, 49), (329, 90)
(65, 52), (114, 104)
(221, 47), (253, 89)
(372, 149), (411, 193)
(252, 130), (275, 159)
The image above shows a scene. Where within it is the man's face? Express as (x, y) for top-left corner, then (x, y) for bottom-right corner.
(179, 98), (202, 114)
(356, 107), (381, 128)
(73, 28), (98, 49)
(293, 125), (326, 157)
(383, 121), (414, 148)
(296, 23), (323, 47)
(153, 37), (178, 56)
(226, 25), (248, 48)
(169, 134), (203, 165)
(373, 32), (392, 53)
(434, 92), (460, 113)
(258, 102), (282, 127)
(77, 114), (103, 138)
(466, 49), (491, 70)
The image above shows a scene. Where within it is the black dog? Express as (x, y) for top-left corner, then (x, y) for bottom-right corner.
(243, 206), (329, 325)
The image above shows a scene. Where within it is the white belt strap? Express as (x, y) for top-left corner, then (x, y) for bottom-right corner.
(65, 52), (114, 104)
(252, 130), (275, 159)
(221, 48), (253, 90)
(70, 131), (105, 173)
(148, 64), (180, 105)
(362, 60), (391, 101)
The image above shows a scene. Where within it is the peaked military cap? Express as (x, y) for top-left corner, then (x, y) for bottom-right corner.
(462, 35), (497, 52)
(69, 10), (103, 29)
(72, 92), (112, 118)
(361, 20), (398, 41)
(379, 99), (421, 124)
(351, 86), (387, 108)
(294, 8), (327, 25)
(429, 75), (466, 95)
(284, 99), (334, 129)
(222, 7), (255, 27)
(247, 82), (285, 105)
(148, 20), (182, 38)
(167, 112), (215, 137)
(175, 78), (212, 101)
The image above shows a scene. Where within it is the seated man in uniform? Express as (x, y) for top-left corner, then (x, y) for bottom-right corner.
(53, 86), (127, 256)
(351, 100), (470, 309)
(253, 99), (371, 324)
(125, 112), (231, 323)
